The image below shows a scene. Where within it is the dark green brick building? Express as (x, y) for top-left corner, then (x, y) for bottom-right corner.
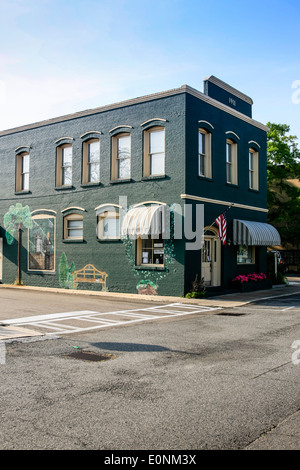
(0, 76), (280, 296)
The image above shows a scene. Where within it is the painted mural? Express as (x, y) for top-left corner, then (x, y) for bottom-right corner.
(28, 216), (55, 272)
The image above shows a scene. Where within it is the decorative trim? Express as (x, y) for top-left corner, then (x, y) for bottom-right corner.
(15, 145), (30, 153)
(248, 140), (261, 148)
(133, 201), (167, 207)
(182, 85), (268, 131)
(55, 137), (74, 144)
(80, 131), (102, 138)
(198, 120), (214, 130)
(0, 84), (268, 138)
(31, 209), (57, 215)
(95, 203), (121, 211)
(61, 206), (85, 213)
(203, 75), (253, 105)
(140, 118), (167, 127)
(109, 125), (133, 133)
(180, 194), (268, 213)
(225, 131), (240, 140)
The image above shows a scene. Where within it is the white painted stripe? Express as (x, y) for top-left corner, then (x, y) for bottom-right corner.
(2, 310), (99, 325)
(2, 304), (222, 337)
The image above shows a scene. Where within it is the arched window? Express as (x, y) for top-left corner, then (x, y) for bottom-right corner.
(82, 136), (100, 184)
(96, 204), (120, 240)
(249, 147), (259, 190)
(226, 138), (238, 185)
(198, 128), (212, 178)
(111, 132), (131, 180)
(16, 151), (30, 192)
(143, 126), (165, 177)
(56, 143), (73, 187)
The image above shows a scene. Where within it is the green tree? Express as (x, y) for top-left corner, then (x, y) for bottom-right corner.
(59, 252), (69, 288)
(3, 203), (33, 284)
(58, 253), (77, 289)
(267, 122), (300, 248)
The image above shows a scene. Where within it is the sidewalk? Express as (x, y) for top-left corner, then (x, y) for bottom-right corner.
(245, 409), (300, 450)
(0, 277), (299, 308)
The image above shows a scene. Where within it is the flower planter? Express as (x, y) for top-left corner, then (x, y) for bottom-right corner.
(232, 279), (272, 292)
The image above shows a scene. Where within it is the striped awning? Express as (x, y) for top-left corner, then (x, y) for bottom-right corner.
(233, 219), (281, 246)
(121, 204), (168, 238)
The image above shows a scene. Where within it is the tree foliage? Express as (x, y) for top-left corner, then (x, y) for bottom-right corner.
(267, 122), (300, 248)
(3, 203), (33, 245)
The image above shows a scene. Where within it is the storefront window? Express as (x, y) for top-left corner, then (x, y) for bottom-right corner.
(237, 245), (254, 264)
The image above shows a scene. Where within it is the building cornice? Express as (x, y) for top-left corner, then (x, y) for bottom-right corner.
(203, 75), (254, 105)
(0, 84), (268, 137)
(181, 194), (268, 213)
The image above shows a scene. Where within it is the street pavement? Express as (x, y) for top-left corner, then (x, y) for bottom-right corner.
(0, 276), (299, 450)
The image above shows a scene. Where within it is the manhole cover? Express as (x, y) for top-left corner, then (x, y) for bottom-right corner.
(63, 350), (116, 362)
(217, 312), (246, 316)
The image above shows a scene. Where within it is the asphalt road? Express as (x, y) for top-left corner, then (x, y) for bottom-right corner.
(0, 288), (299, 451)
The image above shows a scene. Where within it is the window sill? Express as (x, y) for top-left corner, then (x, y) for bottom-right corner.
(28, 270), (56, 275)
(110, 178), (132, 184)
(63, 238), (85, 243)
(248, 188), (259, 193)
(97, 238), (121, 243)
(197, 175), (213, 182)
(141, 174), (166, 181)
(55, 185), (74, 191)
(15, 190), (31, 195)
(225, 182), (239, 188)
(80, 182), (101, 188)
(135, 265), (165, 271)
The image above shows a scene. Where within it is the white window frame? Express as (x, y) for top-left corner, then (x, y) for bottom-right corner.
(198, 129), (212, 178)
(16, 151), (30, 192)
(111, 133), (131, 180)
(56, 143), (73, 187)
(249, 148), (259, 190)
(82, 138), (100, 184)
(64, 213), (83, 240)
(143, 126), (165, 177)
(97, 209), (120, 240)
(226, 139), (238, 185)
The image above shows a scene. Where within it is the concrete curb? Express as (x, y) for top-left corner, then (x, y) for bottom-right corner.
(0, 282), (299, 308)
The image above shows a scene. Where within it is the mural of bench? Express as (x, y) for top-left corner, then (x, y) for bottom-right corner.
(73, 264), (108, 289)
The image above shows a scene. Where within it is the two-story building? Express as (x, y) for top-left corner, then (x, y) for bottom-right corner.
(0, 75), (281, 296)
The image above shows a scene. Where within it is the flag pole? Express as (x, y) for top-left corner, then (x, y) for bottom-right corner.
(203, 203), (234, 235)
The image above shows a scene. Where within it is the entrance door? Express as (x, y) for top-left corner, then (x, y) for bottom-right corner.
(201, 229), (221, 287)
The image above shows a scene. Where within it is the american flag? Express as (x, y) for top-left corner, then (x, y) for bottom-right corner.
(215, 212), (227, 245)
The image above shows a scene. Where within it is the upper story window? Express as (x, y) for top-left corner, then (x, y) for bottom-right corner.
(143, 126), (165, 177)
(249, 148), (259, 190)
(82, 138), (100, 184)
(16, 152), (30, 192)
(56, 143), (73, 187)
(226, 139), (238, 185)
(111, 133), (131, 180)
(198, 129), (212, 178)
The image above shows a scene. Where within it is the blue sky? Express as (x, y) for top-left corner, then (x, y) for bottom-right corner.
(1, 0), (300, 140)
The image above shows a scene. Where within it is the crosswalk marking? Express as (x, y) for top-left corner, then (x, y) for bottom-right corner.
(1, 303), (221, 336)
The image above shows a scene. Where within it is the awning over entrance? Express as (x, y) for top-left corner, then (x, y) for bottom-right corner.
(121, 204), (167, 238)
(233, 219), (281, 246)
